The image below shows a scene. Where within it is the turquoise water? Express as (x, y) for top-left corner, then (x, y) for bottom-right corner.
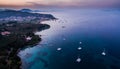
(19, 9), (120, 69)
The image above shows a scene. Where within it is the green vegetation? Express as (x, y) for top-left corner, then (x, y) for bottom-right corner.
(0, 9), (56, 69)
(0, 22), (50, 69)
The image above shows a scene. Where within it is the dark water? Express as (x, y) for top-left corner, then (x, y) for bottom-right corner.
(19, 9), (120, 69)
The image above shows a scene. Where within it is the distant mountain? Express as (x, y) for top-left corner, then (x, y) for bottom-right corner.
(0, 9), (56, 19)
(19, 9), (47, 12)
(34, 10), (43, 12)
(19, 9), (33, 12)
(0, 9), (56, 23)
(0, 9), (3, 11)
(0, 9), (9, 11)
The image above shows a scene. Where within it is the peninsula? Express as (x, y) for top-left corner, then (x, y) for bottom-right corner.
(0, 9), (56, 69)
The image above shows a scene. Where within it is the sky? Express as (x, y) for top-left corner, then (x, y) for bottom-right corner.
(0, 0), (120, 8)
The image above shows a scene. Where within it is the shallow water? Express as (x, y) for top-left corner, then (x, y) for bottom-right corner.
(19, 9), (120, 69)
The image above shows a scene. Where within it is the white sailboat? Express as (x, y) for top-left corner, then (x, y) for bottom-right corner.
(57, 48), (62, 51)
(102, 48), (106, 56)
(76, 57), (81, 63)
(78, 47), (82, 50)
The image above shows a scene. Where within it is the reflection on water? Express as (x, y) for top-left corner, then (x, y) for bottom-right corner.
(19, 9), (120, 69)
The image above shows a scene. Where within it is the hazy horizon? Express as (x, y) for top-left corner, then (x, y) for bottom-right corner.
(0, 0), (120, 9)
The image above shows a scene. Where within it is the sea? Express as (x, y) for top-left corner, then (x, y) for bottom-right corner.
(18, 8), (120, 69)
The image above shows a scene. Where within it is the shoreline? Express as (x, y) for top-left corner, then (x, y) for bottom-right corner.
(0, 20), (55, 69)
(0, 9), (57, 69)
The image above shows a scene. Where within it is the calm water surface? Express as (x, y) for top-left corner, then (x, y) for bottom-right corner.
(19, 9), (120, 69)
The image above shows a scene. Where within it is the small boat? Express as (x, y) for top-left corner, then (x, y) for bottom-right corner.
(102, 48), (106, 56)
(78, 47), (82, 50)
(76, 57), (81, 63)
(63, 38), (66, 40)
(62, 26), (66, 28)
(57, 48), (62, 51)
(79, 42), (82, 44)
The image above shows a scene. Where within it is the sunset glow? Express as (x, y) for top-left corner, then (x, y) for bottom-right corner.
(0, 0), (120, 8)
